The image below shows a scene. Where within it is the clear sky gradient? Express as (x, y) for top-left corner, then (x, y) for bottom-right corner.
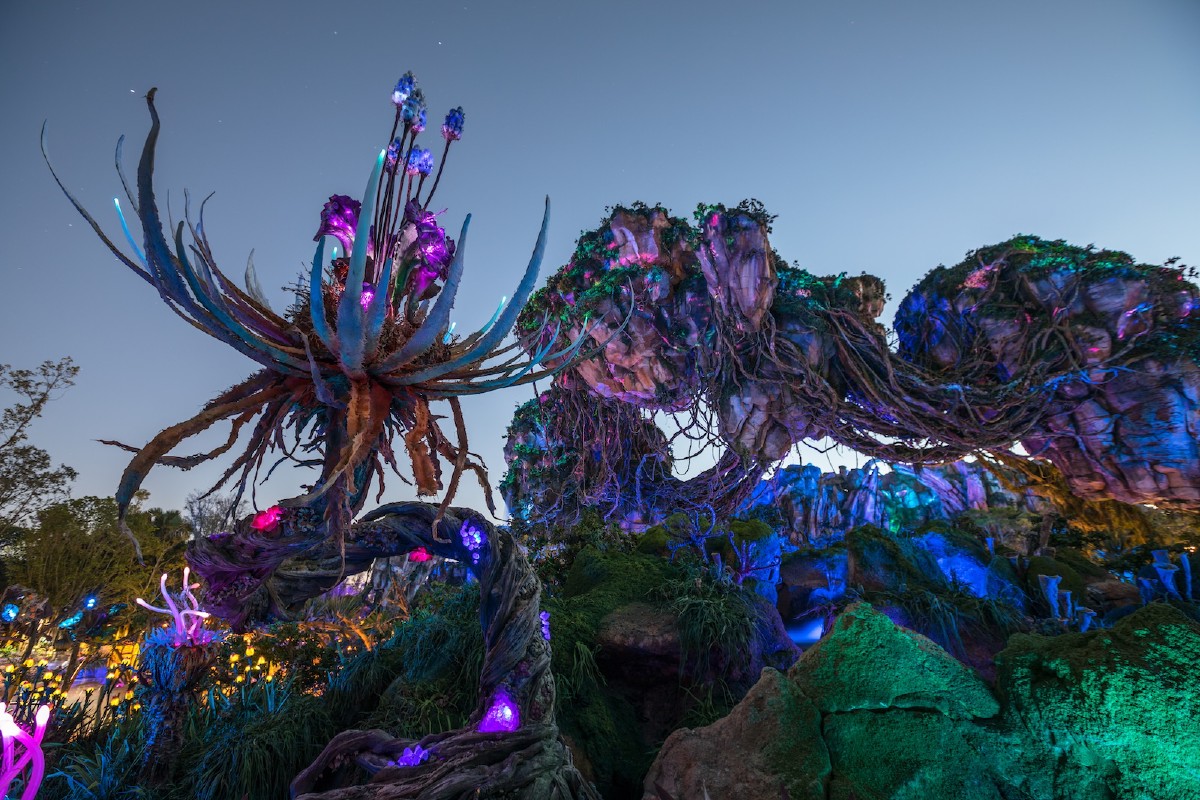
(2, 0), (1198, 519)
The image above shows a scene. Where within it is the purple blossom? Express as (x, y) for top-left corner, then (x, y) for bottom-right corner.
(540, 610), (551, 641)
(393, 743), (431, 767)
(460, 519), (486, 565)
(406, 148), (434, 177)
(391, 72), (416, 108)
(442, 107), (465, 142)
(478, 687), (519, 733)
(360, 283), (375, 310)
(314, 195), (361, 256)
(413, 108), (427, 134)
(400, 200), (456, 297)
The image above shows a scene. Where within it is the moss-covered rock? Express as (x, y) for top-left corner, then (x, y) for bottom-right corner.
(790, 602), (999, 720)
(996, 603), (1200, 800)
(824, 710), (1004, 800)
(643, 668), (829, 800)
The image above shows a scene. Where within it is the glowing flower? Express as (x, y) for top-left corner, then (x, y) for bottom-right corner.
(540, 610), (551, 641)
(250, 505), (284, 532)
(406, 148), (434, 177)
(360, 283), (375, 310)
(394, 743), (431, 767)
(401, 89), (426, 126)
(0, 604), (17, 623)
(442, 107), (465, 142)
(391, 72), (416, 108)
(385, 138), (404, 173)
(413, 108), (427, 134)
(314, 195), (362, 256)
(410, 546), (431, 562)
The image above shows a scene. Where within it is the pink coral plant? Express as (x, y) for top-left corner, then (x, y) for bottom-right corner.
(0, 702), (49, 800)
(136, 567), (219, 647)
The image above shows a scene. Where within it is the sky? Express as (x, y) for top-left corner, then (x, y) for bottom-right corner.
(2, 0), (1198, 521)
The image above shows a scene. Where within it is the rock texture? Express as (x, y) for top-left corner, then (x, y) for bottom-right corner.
(644, 601), (1200, 800)
(896, 237), (1200, 509)
(645, 668), (829, 800)
(790, 603), (999, 720)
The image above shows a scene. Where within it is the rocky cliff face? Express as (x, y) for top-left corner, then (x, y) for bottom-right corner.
(645, 602), (1200, 800)
(896, 237), (1200, 509)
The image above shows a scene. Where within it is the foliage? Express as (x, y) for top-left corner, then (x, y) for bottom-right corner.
(0, 357), (78, 549)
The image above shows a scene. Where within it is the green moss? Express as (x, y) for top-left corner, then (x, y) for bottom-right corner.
(548, 548), (677, 796)
(996, 604), (1200, 800)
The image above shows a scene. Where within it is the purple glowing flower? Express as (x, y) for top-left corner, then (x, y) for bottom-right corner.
(314, 195), (361, 256)
(391, 71), (416, 108)
(360, 283), (375, 310)
(540, 610), (551, 641)
(393, 742), (431, 767)
(478, 687), (519, 733)
(442, 107), (465, 142)
(460, 519), (486, 565)
(406, 148), (434, 177)
(135, 568), (220, 648)
(398, 201), (456, 297)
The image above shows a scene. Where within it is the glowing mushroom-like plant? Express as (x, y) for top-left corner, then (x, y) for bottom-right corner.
(0, 703), (49, 800)
(134, 568), (224, 783)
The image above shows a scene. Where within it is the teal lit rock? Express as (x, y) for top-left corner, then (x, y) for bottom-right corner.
(790, 602), (1000, 720)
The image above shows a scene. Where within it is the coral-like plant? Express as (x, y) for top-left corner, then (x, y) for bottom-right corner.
(0, 702), (49, 800)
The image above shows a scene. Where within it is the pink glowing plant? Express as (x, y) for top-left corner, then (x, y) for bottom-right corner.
(250, 505), (285, 532)
(0, 703), (49, 800)
(136, 567), (220, 647)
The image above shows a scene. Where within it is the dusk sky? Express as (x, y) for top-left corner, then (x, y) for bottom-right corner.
(2, 1), (1198, 521)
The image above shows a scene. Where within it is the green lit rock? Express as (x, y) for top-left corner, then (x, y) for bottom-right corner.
(824, 710), (1004, 800)
(996, 603), (1200, 800)
(791, 602), (999, 720)
(643, 667), (829, 800)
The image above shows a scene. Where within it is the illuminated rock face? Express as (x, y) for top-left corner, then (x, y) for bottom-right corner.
(896, 237), (1200, 510)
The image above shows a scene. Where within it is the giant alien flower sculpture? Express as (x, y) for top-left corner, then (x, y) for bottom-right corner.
(44, 75), (590, 556)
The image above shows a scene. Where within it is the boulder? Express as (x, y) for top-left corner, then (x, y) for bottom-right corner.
(995, 603), (1200, 800)
(643, 668), (829, 800)
(790, 602), (999, 720)
(824, 710), (1004, 800)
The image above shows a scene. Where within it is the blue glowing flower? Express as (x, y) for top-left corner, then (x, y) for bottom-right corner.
(391, 71), (417, 108)
(59, 611), (84, 629)
(401, 89), (426, 126)
(407, 148), (434, 177)
(413, 108), (427, 134)
(84, 596), (98, 610)
(1, 604), (18, 623)
(442, 107), (465, 142)
(385, 138), (403, 173)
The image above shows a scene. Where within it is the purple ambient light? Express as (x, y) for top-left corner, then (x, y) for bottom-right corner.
(477, 687), (520, 733)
